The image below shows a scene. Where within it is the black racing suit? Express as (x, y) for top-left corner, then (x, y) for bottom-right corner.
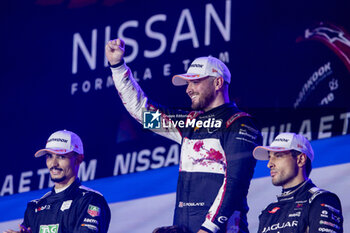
(110, 62), (262, 233)
(258, 179), (343, 233)
(22, 178), (111, 233)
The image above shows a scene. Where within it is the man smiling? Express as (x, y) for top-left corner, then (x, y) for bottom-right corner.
(253, 133), (343, 233)
(4, 130), (110, 233)
(106, 38), (262, 233)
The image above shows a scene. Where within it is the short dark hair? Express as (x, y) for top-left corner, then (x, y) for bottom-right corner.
(291, 150), (312, 177)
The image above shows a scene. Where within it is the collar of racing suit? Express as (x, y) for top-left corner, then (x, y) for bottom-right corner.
(276, 179), (311, 202)
(202, 102), (238, 115)
(52, 178), (81, 196)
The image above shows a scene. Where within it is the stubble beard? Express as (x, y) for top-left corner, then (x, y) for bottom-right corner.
(50, 175), (67, 183)
(191, 90), (216, 111)
(272, 173), (294, 187)
(272, 177), (283, 187)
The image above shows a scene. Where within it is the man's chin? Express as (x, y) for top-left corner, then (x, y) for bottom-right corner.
(50, 176), (66, 183)
(191, 102), (202, 111)
(271, 178), (282, 186)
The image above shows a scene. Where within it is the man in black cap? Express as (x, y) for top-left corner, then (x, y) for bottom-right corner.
(253, 132), (343, 233)
(4, 130), (111, 233)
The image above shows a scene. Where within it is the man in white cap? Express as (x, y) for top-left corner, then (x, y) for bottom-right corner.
(106, 39), (262, 233)
(4, 130), (110, 233)
(253, 132), (343, 233)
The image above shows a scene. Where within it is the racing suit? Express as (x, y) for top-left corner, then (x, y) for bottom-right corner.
(22, 178), (111, 233)
(111, 62), (262, 233)
(257, 179), (343, 233)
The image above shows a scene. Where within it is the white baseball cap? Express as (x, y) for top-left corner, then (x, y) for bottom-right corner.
(172, 56), (231, 86)
(253, 133), (314, 162)
(34, 130), (84, 158)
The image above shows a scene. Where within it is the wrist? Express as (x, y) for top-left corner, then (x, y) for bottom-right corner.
(109, 59), (124, 68)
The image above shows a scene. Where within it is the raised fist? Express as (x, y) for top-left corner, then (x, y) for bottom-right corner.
(105, 38), (125, 66)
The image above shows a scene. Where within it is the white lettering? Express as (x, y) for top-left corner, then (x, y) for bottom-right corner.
(318, 115), (334, 139)
(203, 119), (211, 128)
(144, 14), (167, 58)
(294, 62), (332, 108)
(164, 144), (179, 166)
(37, 168), (50, 190)
(19, 171), (33, 193)
(163, 64), (171, 76)
(1, 175), (14, 196)
(104, 25), (111, 67)
(214, 120), (222, 128)
(186, 119), (196, 127)
(72, 29), (97, 74)
(178, 120), (184, 128)
(136, 149), (151, 172)
(340, 112), (350, 135)
(268, 126), (276, 145)
(219, 51), (230, 63)
(95, 78), (103, 90)
(130, 151), (137, 173)
(298, 119), (312, 140)
(171, 9), (199, 53)
(113, 145), (179, 175)
(84, 218), (98, 224)
(71, 83), (78, 95)
(106, 75), (114, 87)
(78, 160), (97, 181)
(118, 20), (139, 63)
(113, 153), (131, 175)
(279, 123), (292, 133)
(71, 1), (233, 80)
(205, 1), (231, 46)
(82, 80), (91, 93)
(261, 127), (269, 146)
(143, 68), (152, 80)
(320, 92), (334, 105)
(196, 121), (203, 128)
(151, 146), (166, 169)
(183, 59), (191, 71)
(263, 221), (298, 233)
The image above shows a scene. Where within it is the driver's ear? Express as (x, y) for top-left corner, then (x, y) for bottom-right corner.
(214, 76), (224, 90)
(297, 153), (307, 167)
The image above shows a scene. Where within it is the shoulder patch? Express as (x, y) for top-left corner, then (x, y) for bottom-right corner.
(79, 185), (103, 196)
(87, 204), (101, 217)
(226, 112), (251, 128)
(308, 187), (328, 203)
(30, 190), (52, 204)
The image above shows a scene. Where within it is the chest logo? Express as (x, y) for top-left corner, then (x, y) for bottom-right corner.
(288, 211), (301, 217)
(35, 205), (50, 213)
(60, 200), (72, 211)
(218, 216), (228, 224)
(268, 207), (280, 214)
(88, 204), (101, 217)
(39, 224), (59, 233)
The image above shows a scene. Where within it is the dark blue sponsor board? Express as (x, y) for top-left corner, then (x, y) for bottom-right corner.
(0, 0), (349, 195)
